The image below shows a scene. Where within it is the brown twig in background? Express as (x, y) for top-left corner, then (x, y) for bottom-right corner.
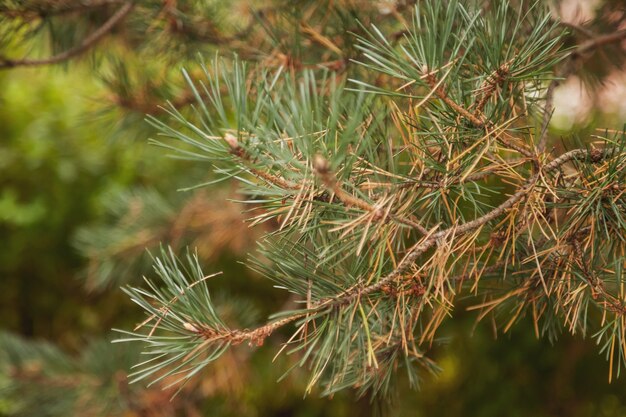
(0, 0), (124, 19)
(537, 78), (558, 153)
(110, 90), (197, 115)
(0, 2), (134, 69)
(575, 29), (626, 57)
(558, 21), (595, 39)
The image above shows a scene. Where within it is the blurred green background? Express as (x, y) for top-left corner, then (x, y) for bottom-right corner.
(2, 1), (626, 416)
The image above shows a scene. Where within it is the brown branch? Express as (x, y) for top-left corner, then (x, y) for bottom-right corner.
(424, 70), (534, 158)
(558, 22), (595, 39)
(537, 78), (557, 153)
(313, 155), (382, 215)
(185, 313), (308, 347)
(575, 29), (626, 57)
(110, 90), (197, 115)
(313, 154), (430, 234)
(166, 12), (256, 46)
(571, 239), (626, 314)
(391, 215), (430, 235)
(400, 158), (528, 190)
(223, 137), (430, 233)
(497, 131), (535, 158)
(449, 261), (508, 283)
(0, 0), (124, 19)
(0, 2), (134, 69)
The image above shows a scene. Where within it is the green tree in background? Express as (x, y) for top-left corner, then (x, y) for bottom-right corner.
(1, 1), (626, 416)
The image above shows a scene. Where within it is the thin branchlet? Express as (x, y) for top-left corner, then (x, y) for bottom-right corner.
(224, 133), (301, 190)
(0, 2), (134, 69)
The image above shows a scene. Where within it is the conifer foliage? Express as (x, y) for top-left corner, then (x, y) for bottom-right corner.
(108, 0), (626, 400)
(3, 0), (626, 408)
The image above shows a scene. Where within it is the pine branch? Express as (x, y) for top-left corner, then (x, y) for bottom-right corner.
(334, 147), (618, 304)
(422, 68), (535, 158)
(313, 154), (384, 216)
(313, 154), (430, 234)
(183, 313), (308, 347)
(169, 147), (620, 348)
(571, 238), (625, 314)
(115, 1), (626, 398)
(423, 69), (487, 128)
(472, 60), (512, 115)
(0, 0), (124, 19)
(223, 133), (301, 190)
(0, 2), (134, 69)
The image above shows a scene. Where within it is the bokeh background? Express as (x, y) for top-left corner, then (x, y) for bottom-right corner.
(1, 0), (626, 416)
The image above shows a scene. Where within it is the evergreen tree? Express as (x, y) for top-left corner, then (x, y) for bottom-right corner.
(116, 0), (626, 401)
(2, 0), (626, 413)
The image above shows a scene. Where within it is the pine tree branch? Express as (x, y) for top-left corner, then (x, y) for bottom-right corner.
(313, 155), (383, 216)
(184, 313), (309, 347)
(0, 2), (134, 69)
(400, 158), (528, 190)
(223, 134), (301, 190)
(313, 154), (430, 234)
(423, 69), (534, 158)
(179, 148), (619, 348)
(537, 78), (557, 153)
(223, 136), (432, 234)
(117, 2), (626, 392)
(0, 0), (124, 19)
(332, 147), (617, 304)
(424, 71), (487, 128)
(472, 61), (512, 115)
(571, 238), (626, 314)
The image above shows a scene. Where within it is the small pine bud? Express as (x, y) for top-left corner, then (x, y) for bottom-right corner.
(313, 154), (330, 174)
(183, 322), (200, 333)
(223, 133), (239, 150)
(589, 148), (603, 163)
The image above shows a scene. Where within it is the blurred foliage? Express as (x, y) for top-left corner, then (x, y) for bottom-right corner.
(0, 67), (134, 346)
(0, 64), (375, 417)
(0, 0), (626, 416)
